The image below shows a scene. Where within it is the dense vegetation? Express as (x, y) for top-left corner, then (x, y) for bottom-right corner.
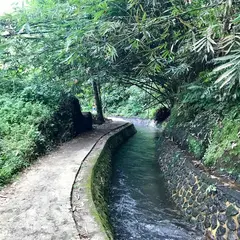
(0, 0), (239, 185)
(0, 74), (89, 186)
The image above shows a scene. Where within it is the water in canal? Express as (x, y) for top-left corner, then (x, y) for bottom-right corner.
(109, 125), (202, 240)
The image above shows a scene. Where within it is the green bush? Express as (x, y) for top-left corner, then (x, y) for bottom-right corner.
(165, 72), (240, 174)
(204, 111), (240, 173)
(0, 77), (80, 186)
(0, 96), (51, 185)
(187, 136), (205, 159)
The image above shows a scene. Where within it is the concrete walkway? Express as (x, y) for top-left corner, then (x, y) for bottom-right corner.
(0, 121), (125, 240)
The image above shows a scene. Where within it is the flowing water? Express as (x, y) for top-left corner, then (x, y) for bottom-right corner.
(109, 126), (202, 240)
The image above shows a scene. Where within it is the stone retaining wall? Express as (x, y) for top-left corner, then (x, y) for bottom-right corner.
(157, 136), (240, 240)
(71, 123), (136, 240)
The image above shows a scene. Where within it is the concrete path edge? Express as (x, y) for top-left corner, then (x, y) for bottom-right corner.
(71, 123), (136, 240)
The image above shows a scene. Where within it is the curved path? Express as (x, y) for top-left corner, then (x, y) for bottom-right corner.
(0, 121), (125, 240)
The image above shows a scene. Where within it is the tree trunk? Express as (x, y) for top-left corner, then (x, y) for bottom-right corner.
(92, 80), (104, 124)
(97, 81), (102, 109)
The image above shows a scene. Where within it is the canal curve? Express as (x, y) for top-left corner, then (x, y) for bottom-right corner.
(109, 125), (202, 240)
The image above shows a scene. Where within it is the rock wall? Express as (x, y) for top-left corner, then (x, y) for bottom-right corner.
(157, 137), (240, 240)
(72, 123), (136, 240)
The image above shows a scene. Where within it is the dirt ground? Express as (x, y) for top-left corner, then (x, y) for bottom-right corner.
(0, 121), (125, 240)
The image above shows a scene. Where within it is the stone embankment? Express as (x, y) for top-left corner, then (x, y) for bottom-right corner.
(157, 136), (240, 240)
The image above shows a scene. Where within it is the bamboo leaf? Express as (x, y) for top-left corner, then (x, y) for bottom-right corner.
(215, 68), (235, 84)
(220, 73), (235, 88)
(213, 61), (235, 72)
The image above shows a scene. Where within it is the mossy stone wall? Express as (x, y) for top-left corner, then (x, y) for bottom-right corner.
(91, 123), (136, 239)
(157, 137), (240, 240)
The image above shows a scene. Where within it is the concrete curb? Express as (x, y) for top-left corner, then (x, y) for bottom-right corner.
(71, 123), (136, 239)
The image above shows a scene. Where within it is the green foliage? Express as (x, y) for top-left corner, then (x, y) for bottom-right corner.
(166, 73), (240, 173)
(77, 82), (95, 112)
(1, 0), (239, 109)
(103, 85), (158, 119)
(0, 68), (80, 186)
(0, 0), (239, 183)
(0, 87), (84, 186)
(214, 49), (240, 89)
(204, 110), (240, 173)
(0, 96), (51, 185)
(187, 136), (205, 159)
(213, 14), (240, 90)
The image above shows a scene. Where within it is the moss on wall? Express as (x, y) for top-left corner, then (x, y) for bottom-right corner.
(72, 123), (136, 240)
(91, 124), (137, 239)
